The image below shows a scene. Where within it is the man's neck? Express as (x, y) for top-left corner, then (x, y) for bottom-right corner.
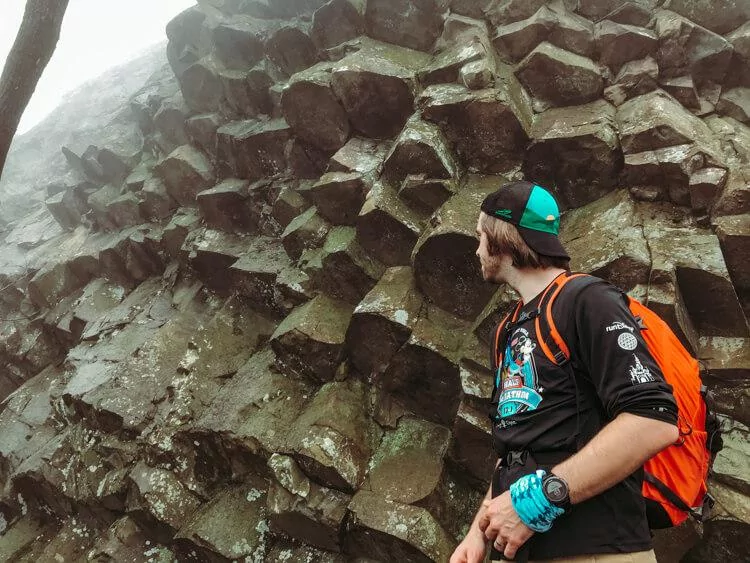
(506, 267), (567, 304)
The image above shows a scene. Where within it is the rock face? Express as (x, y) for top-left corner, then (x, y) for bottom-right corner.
(0, 1), (749, 562)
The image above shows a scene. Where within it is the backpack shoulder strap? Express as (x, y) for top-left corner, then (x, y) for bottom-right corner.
(535, 272), (605, 366)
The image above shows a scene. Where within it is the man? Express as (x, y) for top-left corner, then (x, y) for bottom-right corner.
(450, 181), (679, 563)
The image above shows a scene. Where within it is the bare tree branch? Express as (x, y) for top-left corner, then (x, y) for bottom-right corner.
(0, 0), (69, 180)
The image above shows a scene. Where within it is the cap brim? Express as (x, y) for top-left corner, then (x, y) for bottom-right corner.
(517, 226), (570, 259)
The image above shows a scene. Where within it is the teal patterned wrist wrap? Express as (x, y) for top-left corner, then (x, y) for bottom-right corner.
(510, 470), (565, 533)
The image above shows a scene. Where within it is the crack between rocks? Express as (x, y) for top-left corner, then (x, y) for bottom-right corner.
(637, 221), (654, 306)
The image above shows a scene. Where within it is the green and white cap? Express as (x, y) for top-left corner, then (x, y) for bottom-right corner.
(480, 181), (569, 259)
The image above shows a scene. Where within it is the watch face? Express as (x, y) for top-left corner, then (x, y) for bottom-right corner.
(543, 476), (568, 504)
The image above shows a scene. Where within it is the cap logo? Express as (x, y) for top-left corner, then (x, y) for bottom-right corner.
(546, 214), (555, 221)
(494, 209), (512, 219)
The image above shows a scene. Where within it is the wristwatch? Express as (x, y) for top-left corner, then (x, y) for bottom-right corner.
(542, 473), (571, 511)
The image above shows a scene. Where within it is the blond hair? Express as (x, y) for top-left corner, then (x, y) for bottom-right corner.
(478, 212), (570, 270)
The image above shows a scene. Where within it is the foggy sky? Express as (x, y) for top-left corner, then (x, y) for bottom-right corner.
(0, 0), (195, 135)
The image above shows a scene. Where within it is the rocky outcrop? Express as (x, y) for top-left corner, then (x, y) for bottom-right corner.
(0, 1), (749, 561)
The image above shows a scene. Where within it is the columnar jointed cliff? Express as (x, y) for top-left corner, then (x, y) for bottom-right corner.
(0, 0), (749, 561)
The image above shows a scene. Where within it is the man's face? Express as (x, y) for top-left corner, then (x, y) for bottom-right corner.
(476, 216), (506, 283)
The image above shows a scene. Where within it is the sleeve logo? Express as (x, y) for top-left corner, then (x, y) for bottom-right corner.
(617, 332), (638, 350)
(605, 321), (634, 333)
(629, 355), (655, 384)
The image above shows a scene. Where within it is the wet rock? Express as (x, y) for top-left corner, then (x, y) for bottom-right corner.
(344, 490), (455, 562)
(87, 184), (121, 231)
(485, 0), (578, 26)
(216, 118), (290, 180)
(139, 177), (176, 221)
(127, 461), (202, 541)
(420, 84), (532, 173)
(106, 192), (143, 228)
(286, 139), (330, 180)
(0, 518), (51, 561)
(461, 58), (495, 90)
(666, 0), (750, 35)
(716, 87), (750, 124)
(398, 175), (456, 215)
(265, 24), (319, 76)
(602, 1), (652, 27)
(154, 145), (215, 207)
(450, 397), (494, 490)
(327, 137), (390, 179)
(595, 20), (657, 73)
(331, 40), (430, 138)
(712, 167), (750, 218)
(659, 75), (701, 110)
(27, 262), (86, 310)
(364, 0), (447, 52)
(272, 182), (312, 230)
(181, 228), (250, 290)
(267, 453), (349, 552)
(211, 17), (266, 71)
(689, 167), (727, 213)
(515, 42), (604, 111)
(654, 10), (733, 88)
(561, 190), (651, 290)
(174, 480), (269, 561)
(185, 348), (315, 478)
(492, 5), (595, 64)
(524, 100), (622, 209)
(345, 266), (422, 377)
(311, 0), (365, 50)
(289, 379), (377, 492)
(266, 542), (346, 562)
(713, 415), (750, 495)
(713, 214), (750, 303)
(616, 90), (717, 154)
(46, 190), (82, 231)
(682, 518), (750, 563)
(229, 237), (293, 318)
(281, 63), (351, 152)
(281, 207), (331, 261)
(381, 305), (468, 426)
(87, 516), (177, 562)
(438, 12), (488, 49)
(728, 22), (750, 63)
(153, 94), (191, 154)
(303, 172), (368, 226)
(185, 113), (222, 155)
(166, 6), (207, 77)
(356, 180), (422, 267)
(162, 208), (200, 259)
(412, 176), (499, 319)
(383, 116), (457, 185)
(270, 294), (353, 382)
(179, 57), (225, 113)
(419, 37), (489, 87)
(219, 63), (274, 118)
(196, 179), (252, 232)
(310, 226), (385, 304)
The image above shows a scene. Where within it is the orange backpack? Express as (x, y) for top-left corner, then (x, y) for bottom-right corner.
(492, 272), (723, 528)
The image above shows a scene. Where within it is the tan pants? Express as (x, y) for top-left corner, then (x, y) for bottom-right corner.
(493, 549), (657, 563)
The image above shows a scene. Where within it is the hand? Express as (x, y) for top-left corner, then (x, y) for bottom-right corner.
(477, 491), (534, 560)
(449, 527), (487, 563)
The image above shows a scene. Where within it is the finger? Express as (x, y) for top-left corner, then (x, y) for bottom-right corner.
(504, 540), (518, 560)
(477, 514), (489, 533)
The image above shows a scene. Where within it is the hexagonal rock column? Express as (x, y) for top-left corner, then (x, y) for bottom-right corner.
(364, 0), (447, 52)
(105, 193), (143, 228)
(356, 181), (423, 267)
(712, 167), (750, 218)
(265, 24), (319, 76)
(229, 237), (293, 318)
(196, 179), (253, 232)
(126, 461), (202, 543)
(492, 4), (594, 64)
(560, 190), (651, 291)
(330, 39), (431, 139)
(594, 20), (657, 74)
(418, 37), (490, 87)
(310, 226), (385, 305)
(717, 88), (750, 124)
(87, 185), (120, 231)
(657, 75), (703, 112)
(312, 0), (365, 50)
(412, 177), (499, 319)
(216, 118), (291, 180)
(138, 177), (176, 221)
(714, 215), (750, 302)
(616, 91), (718, 155)
(179, 57), (225, 113)
(344, 491), (455, 563)
(270, 294), (353, 382)
(345, 266), (423, 378)
(515, 42), (604, 112)
(689, 167), (728, 214)
(27, 263), (85, 310)
(154, 145), (216, 207)
(210, 18), (266, 71)
(654, 11), (733, 89)
(420, 84), (532, 174)
(302, 172), (369, 225)
(45, 190), (82, 231)
(523, 100), (622, 209)
(288, 379), (377, 492)
(181, 228), (251, 291)
(282, 63), (351, 152)
(327, 137), (390, 179)
(267, 453), (350, 552)
(281, 207), (331, 261)
(383, 116), (458, 185)
(380, 305), (469, 426)
(219, 62), (274, 118)
(603, 57), (659, 107)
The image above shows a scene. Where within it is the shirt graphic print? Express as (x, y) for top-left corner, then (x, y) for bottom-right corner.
(497, 327), (543, 418)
